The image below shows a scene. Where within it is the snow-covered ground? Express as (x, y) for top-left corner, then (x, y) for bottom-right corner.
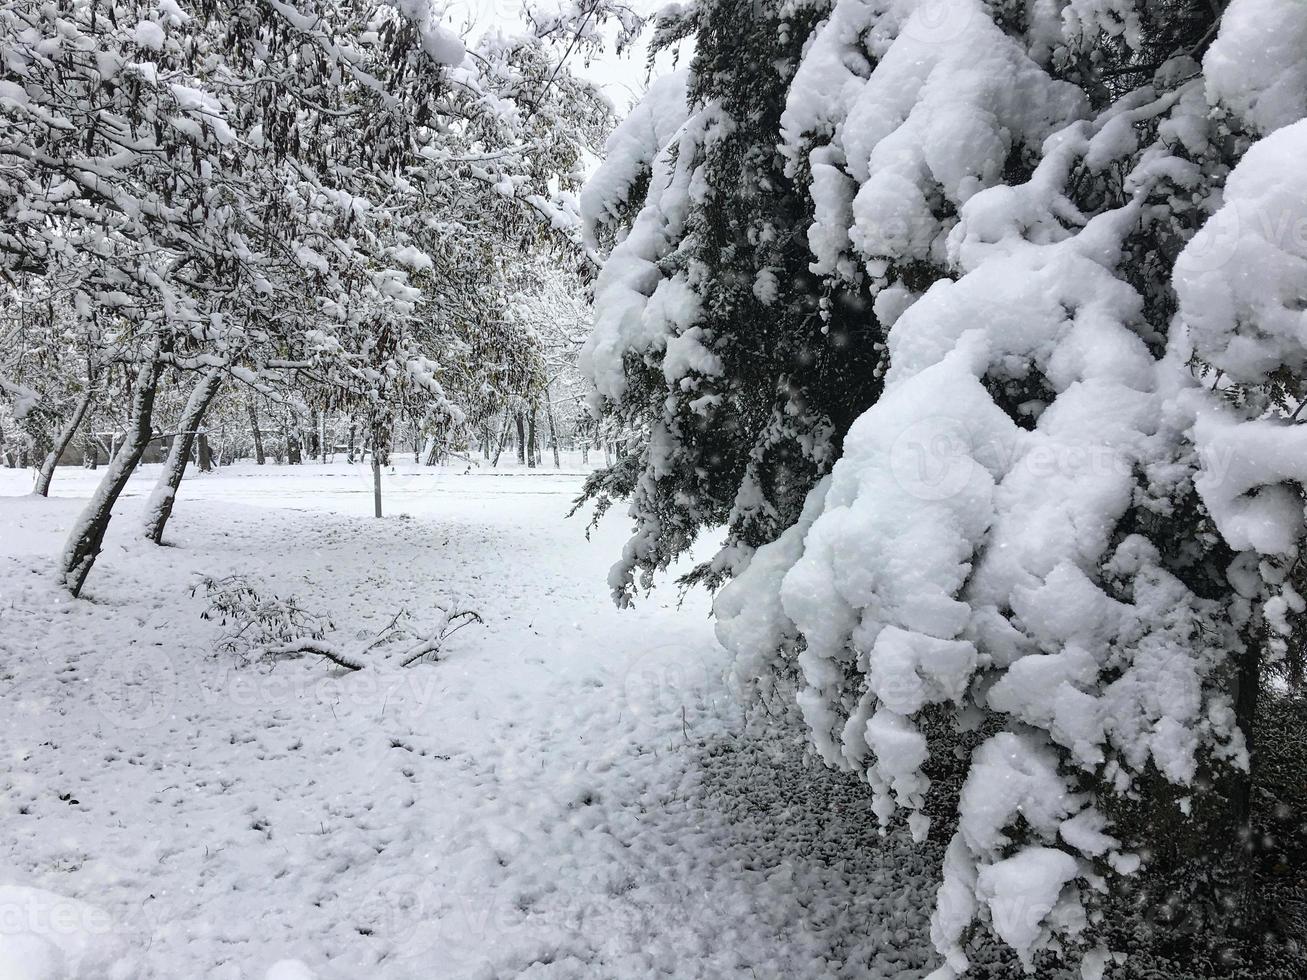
(0, 461), (1007, 980)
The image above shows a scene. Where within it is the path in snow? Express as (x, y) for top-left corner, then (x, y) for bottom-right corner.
(0, 463), (1050, 979)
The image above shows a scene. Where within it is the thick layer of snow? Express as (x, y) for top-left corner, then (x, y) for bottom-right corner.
(579, 70), (689, 252)
(1176, 119), (1307, 386)
(579, 102), (709, 403)
(2, 462), (1064, 979)
(711, 2), (1268, 972)
(1177, 120), (1307, 557)
(1203, 0), (1307, 133)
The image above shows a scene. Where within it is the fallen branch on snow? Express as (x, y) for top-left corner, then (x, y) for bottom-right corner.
(193, 574), (482, 672)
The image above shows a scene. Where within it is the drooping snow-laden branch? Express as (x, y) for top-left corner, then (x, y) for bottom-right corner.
(580, 0), (1307, 974)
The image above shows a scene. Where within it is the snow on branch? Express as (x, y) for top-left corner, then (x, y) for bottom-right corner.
(194, 574), (482, 673)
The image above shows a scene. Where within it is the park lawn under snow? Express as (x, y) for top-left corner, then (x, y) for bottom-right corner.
(0, 460), (1037, 980)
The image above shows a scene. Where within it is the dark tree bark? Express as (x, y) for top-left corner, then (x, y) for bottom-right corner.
(491, 414), (512, 467)
(247, 399), (265, 464)
(81, 408), (98, 469)
(544, 389), (561, 469)
(307, 410), (320, 461)
(142, 368), (222, 544)
(34, 385), (94, 497)
(1231, 630), (1262, 833)
(527, 410), (539, 468)
(370, 418), (388, 518)
(62, 349), (167, 596)
(516, 412), (526, 465)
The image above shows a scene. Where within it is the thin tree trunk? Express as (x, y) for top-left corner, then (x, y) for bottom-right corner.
(247, 399), (265, 464)
(515, 412), (526, 465)
(527, 410), (539, 468)
(544, 388), (561, 469)
(143, 368), (222, 544)
(34, 386), (94, 497)
(1232, 630), (1261, 832)
(286, 420), (300, 464)
(81, 408), (98, 469)
(491, 414), (512, 467)
(371, 419), (388, 518)
(62, 350), (166, 597)
(197, 430), (212, 471)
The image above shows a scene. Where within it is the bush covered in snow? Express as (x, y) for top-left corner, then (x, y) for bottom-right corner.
(583, 0), (1307, 974)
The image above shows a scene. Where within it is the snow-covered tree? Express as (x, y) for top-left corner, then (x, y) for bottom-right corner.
(585, 0), (1307, 974)
(2, 0), (609, 587)
(579, 0), (888, 605)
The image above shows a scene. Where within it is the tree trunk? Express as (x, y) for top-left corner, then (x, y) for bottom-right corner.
(1231, 630), (1261, 832)
(527, 410), (539, 468)
(423, 436), (440, 467)
(491, 414), (512, 467)
(371, 418), (388, 518)
(62, 351), (166, 597)
(247, 399), (265, 464)
(544, 388), (561, 469)
(34, 386), (94, 497)
(348, 420), (357, 463)
(81, 408), (98, 469)
(515, 412), (526, 465)
(143, 368), (222, 545)
(197, 431), (213, 472)
(286, 422), (301, 464)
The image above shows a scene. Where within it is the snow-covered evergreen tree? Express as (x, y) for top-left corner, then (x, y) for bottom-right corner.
(579, 0), (888, 604)
(585, 0), (1307, 973)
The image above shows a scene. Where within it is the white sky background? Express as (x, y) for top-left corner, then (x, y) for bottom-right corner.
(442, 0), (686, 114)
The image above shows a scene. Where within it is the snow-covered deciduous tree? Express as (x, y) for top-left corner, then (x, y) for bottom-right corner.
(584, 0), (1307, 974)
(2, 0), (609, 584)
(0, 277), (101, 495)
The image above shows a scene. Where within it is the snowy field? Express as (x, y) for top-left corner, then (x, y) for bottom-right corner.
(0, 462), (1019, 980)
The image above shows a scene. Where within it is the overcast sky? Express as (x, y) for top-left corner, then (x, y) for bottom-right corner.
(443, 0), (685, 114)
